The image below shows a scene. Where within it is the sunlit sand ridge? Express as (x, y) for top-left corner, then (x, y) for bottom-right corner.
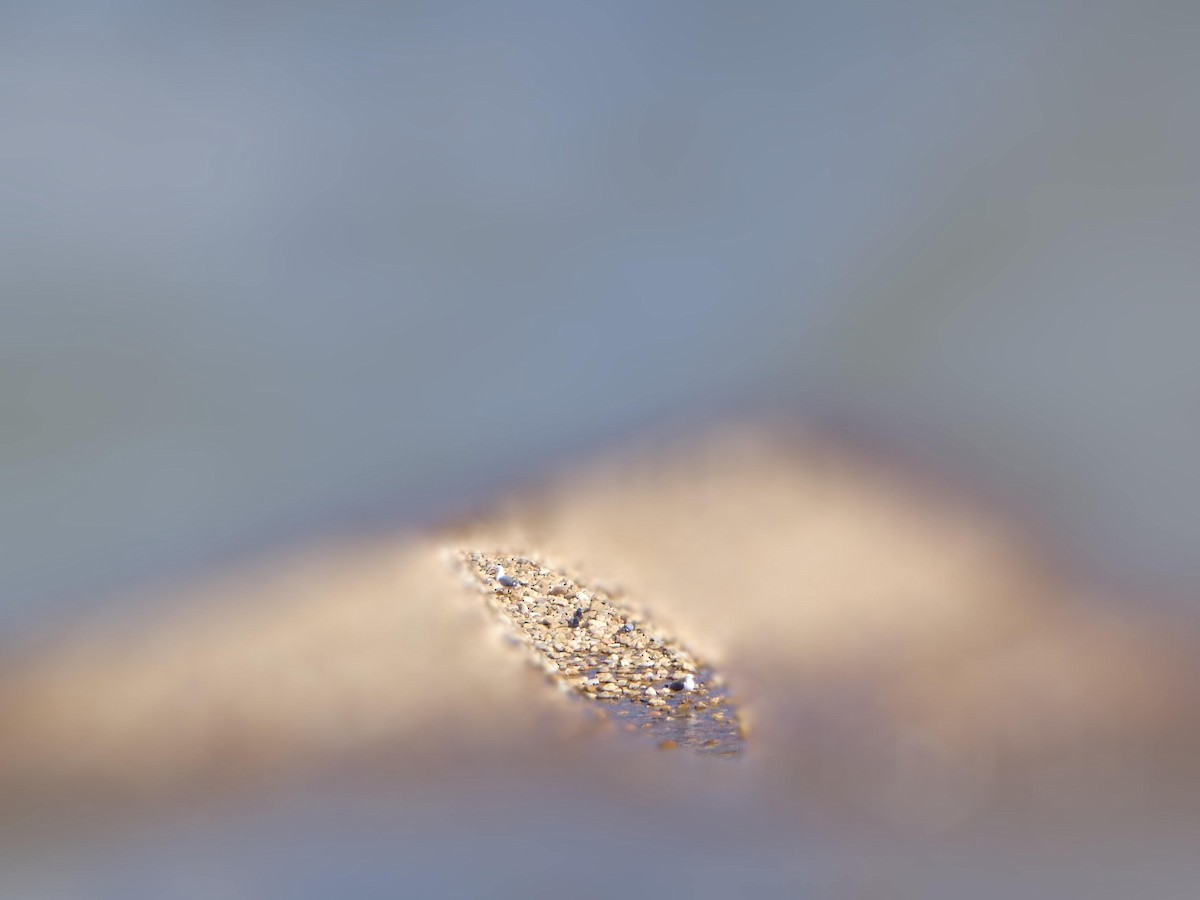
(1, 427), (1195, 822)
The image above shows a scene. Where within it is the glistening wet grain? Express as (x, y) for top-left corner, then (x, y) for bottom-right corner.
(458, 552), (745, 757)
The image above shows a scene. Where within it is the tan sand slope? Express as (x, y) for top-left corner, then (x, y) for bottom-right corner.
(1, 426), (1196, 821)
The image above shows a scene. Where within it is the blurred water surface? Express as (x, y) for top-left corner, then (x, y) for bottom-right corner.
(5, 0), (1200, 626)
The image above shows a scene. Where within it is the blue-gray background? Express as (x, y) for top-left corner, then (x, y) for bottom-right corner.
(4, 0), (1200, 628)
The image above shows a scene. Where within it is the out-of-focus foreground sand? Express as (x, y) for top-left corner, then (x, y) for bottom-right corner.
(2, 426), (1197, 826)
